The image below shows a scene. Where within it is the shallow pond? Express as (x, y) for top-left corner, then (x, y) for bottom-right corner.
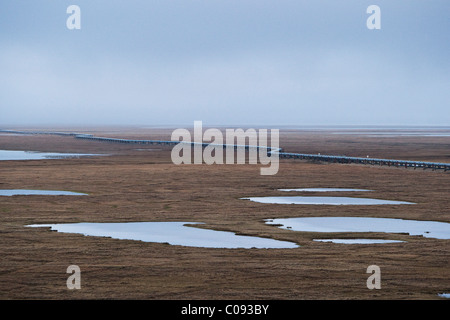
(265, 217), (450, 239)
(0, 150), (102, 161)
(27, 222), (299, 249)
(243, 196), (414, 205)
(278, 188), (372, 192)
(0, 189), (87, 196)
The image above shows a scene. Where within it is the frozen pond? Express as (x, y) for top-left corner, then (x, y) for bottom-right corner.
(0, 150), (102, 161)
(27, 222), (299, 249)
(243, 196), (414, 205)
(279, 188), (372, 192)
(0, 189), (87, 196)
(313, 239), (405, 244)
(265, 217), (450, 239)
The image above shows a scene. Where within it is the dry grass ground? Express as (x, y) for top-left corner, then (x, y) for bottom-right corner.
(0, 128), (449, 300)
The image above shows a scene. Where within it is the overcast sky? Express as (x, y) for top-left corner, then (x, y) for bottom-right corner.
(1, 0), (449, 127)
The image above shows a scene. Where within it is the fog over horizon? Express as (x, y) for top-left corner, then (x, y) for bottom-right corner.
(1, 1), (449, 128)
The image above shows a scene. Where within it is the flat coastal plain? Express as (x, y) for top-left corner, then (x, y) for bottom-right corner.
(0, 127), (449, 299)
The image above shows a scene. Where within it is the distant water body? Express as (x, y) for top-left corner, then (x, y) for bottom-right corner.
(243, 196), (414, 205)
(0, 150), (102, 161)
(0, 189), (87, 196)
(332, 132), (450, 137)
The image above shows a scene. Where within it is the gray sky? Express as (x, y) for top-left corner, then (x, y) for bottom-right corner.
(1, 0), (449, 127)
